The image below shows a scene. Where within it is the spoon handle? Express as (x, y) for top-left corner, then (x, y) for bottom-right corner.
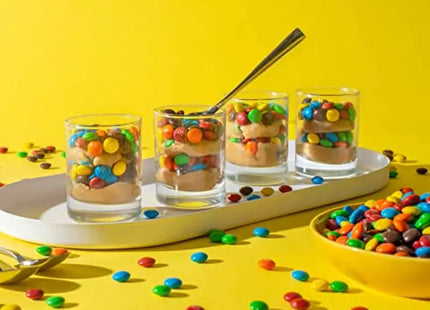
(0, 247), (27, 263)
(205, 28), (305, 115)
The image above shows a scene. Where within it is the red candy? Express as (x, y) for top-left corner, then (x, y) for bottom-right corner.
(198, 121), (212, 130)
(25, 288), (44, 300)
(173, 127), (187, 143)
(283, 292), (302, 302)
(235, 112), (249, 125)
(321, 102), (334, 109)
(74, 138), (88, 148)
(413, 240), (422, 250)
(203, 131), (217, 140)
(46, 146), (56, 152)
(227, 193), (241, 203)
(89, 177), (106, 189)
(401, 194), (420, 206)
(420, 235), (430, 247)
(187, 306), (205, 310)
(0, 147), (8, 153)
(350, 307), (368, 310)
(0, 183), (4, 188)
(138, 257), (156, 268)
(258, 258), (276, 270)
(427, 196), (430, 204)
(290, 298), (310, 310)
(401, 187), (414, 193)
(279, 185), (292, 193)
(326, 218), (338, 230)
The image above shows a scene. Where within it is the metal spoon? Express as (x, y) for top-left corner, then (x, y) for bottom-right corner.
(0, 260), (39, 284)
(0, 247), (70, 272)
(203, 27), (305, 115)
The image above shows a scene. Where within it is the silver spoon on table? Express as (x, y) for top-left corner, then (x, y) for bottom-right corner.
(202, 27), (305, 115)
(0, 260), (39, 284)
(0, 247), (70, 272)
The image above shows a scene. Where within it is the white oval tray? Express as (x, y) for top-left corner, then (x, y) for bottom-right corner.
(0, 144), (389, 249)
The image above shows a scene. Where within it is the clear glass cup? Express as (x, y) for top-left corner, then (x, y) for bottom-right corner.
(225, 90), (288, 185)
(65, 114), (142, 222)
(153, 105), (225, 208)
(295, 87), (360, 178)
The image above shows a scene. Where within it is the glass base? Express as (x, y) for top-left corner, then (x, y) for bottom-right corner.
(226, 162), (287, 185)
(156, 182), (225, 209)
(295, 154), (357, 179)
(67, 196), (141, 223)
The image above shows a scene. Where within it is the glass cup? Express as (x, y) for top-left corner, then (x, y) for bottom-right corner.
(295, 87), (360, 178)
(225, 90), (288, 185)
(65, 114), (142, 222)
(153, 105), (225, 208)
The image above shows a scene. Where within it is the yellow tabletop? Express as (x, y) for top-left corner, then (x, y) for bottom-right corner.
(0, 143), (429, 310)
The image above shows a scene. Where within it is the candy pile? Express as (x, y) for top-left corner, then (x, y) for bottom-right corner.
(155, 109), (224, 192)
(67, 127), (141, 204)
(297, 98), (357, 165)
(323, 188), (430, 257)
(227, 185), (294, 203)
(226, 101), (287, 167)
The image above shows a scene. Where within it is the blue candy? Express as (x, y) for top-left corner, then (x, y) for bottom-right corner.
(310, 101), (321, 109)
(349, 209), (364, 224)
(253, 227), (270, 237)
(416, 247), (430, 257)
(105, 175), (118, 185)
(381, 207), (399, 219)
(247, 194), (261, 201)
(183, 119), (199, 127)
(335, 215), (348, 226)
(164, 277), (182, 289)
(68, 134), (79, 147)
(420, 193), (430, 201)
(95, 165), (112, 179)
(342, 205), (354, 216)
(417, 202), (430, 213)
(301, 133), (308, 143)
(291, 270), (309, 282)
(311, 176), (324, 184)
(143, 209), (159, 219)
(302, 107), (313, 120)
(112, 271), (130, 282)
(326, 132), (339, 143)
(357, 205), (370, 213)
(190, 252), (208, 263)
(191, 163), (207, 171)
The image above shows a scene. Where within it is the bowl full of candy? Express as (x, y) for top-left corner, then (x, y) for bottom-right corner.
(310, 188), (430, 299)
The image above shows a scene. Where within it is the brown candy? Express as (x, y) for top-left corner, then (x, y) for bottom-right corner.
(261, 112), (275, 125)
(382, 230), (400, 243)
(396, 245), (414, 256)
(75, 175), (90, 186)
(239, 186), (253, 196)
(402, 228), (421, 243)
(40, 163), (51, 169)
(27, 155), (38, 162)
(36, 153), (45, 159)
(416, 168), (428, 175)
(313, 109), (326, 121)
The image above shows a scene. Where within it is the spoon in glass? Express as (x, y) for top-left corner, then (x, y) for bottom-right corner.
(202, 27), (305, 115)
(0, 247), (70, 272)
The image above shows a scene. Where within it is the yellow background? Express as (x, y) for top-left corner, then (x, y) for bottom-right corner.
(0, 1), (430, 309)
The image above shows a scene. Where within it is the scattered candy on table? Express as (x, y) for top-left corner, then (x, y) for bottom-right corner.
(112, 270), (131, 282)
(330, 281), (349, 292)
(258, 258), (276, 270)
(40, 162), (52, 169)
(186, 306), (205, 310)
(312, 278), (329, 291)
(247, 194), (261, 201)
(249, 300), (268, 310)
(221, 234), (238, 245)
(291, 270), (310, 282)
(253, 227), (270, 237)
(164, 277), (182, 288)
(17, 151), (27, 158)
(416, 168), (428, 175)
(190, 252), (208, 263)
(208, 229), (226, 243)
(152, 284), (171, 297)
(283, 292), (302, 302)
(25, 288), (44, 300)
(46, 296), (65, 308)
(51, 247), (69, 256)
(0, 146), (8, 153)
(1, 305), (21, 310)
(289, 298), (310, 310)
(138, 257), (156, 268)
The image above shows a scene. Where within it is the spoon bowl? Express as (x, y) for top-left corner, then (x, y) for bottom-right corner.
(0, 260), (39, 284)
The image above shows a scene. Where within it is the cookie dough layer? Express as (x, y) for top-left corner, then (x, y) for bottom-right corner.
(302, 120), (354, 133)
(226, 142), (285, 167)
(296, 143), (357, 164)
(71, 182), (141, 204)
(156, 168), (221, 192)
(226, 120), (282, 139)
(162, 140), (222, 157)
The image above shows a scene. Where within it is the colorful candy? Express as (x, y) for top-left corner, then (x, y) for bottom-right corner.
(289, 298), (310, 310)
(152, 284), (171, 296)
(164, 277), (182, 288)
(311, 176), (324, 184)
(227, 193), (241, 203)
(279, 185), (293, 193)
(112, 270), (131, 282)
(239, 186), (253, 196)
(143, 209), (159, 219)
(260, 187), (274, 196)
(25, 288), (44, 300)
(0, 147), (8, 153)
(253, 227), (270, 237)
(258, 258), (276, 270)
(46, 296), (65, 308)
(36, 245), (52, 256)
(138, 257), (156, 268)
(291, 270), (309, 282)
(249, 300), (268, 310)
(208, 229), (226, 243)
(283, 292), (302, 302)
(329, 280), (349, 292)
(17, 151), (27, 158)
(191, 252), (208, 263)
(221, 234), (238, 245)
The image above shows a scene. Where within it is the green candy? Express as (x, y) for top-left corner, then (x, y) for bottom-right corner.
(348, 108), (356, 121)
(152, 284), (171, 297)
(330, 280), (349, 292)
(346, 131), (353, 144)
(389, 170), (398, 179)
(279, 134), (286, 145)
(82, 132), (98, 142)
(249, 300), (268, 310)
(338, 132), (347, 142)
(229, 137), (241, 143)
(209, 230), (226, 243)
(61, 151), (66, 158)
(415, 213), (430, 230)
(330, 210), (348, 219)
(221, 234), (237, 245)
(247, 109), (262, 123)
(164, 139), (175, 147)
(271, 103), (286, 115)
(320, 139), (333, 147)
(174, 154), (190, 166)
(46, 296), (65, 308)
(17, 151), (28, 158)
(130, 141), (138, 153)
(36, 245), (52, 256)
(326, 231), (341, 238)
(335, 103), (344, 110)
(346, 238), (365, 249)
(372, 233), (384, 242)
(121, 129), (135, 143)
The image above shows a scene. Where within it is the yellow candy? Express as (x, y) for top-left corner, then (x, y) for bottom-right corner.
(340, 221), (350, 228)
(364, 199), (376, 207)
(386, 196), (400, 204)
(307, 133), (320, 144)
(365, 238), (379, 251)
(312, 279), (329, 291)
(70, 164), (79, 180)
(373, 218), (393, 231)
(326, 109), (340, 122)
(103, 138), (119, 154)
(1, 305), (21, 310)
(393, 154), (407, 162)
(24, 142), (34, 149)
(233, 102), (244, 113)
(257, 103), (268, 110)
(391, 190), (403, 199)
(76, 165), (92, 176)
(423, 227), (430, 235)
(112, 161), (127, 176)
(270, 137), (281, 145)
(322, 228), (330, 235)
(402, 206), (421, 216)
(260, 187), (274, 196)
(248, 101), (257, 108)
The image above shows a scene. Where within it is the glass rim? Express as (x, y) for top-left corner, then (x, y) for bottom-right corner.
(65, 113), (141, 127)
(231, 89), (288, 101)
(296, 87), (360, 97)
(153, 104), (225, 119)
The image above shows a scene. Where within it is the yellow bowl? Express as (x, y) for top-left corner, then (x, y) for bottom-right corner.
(310, 204), (430, 299)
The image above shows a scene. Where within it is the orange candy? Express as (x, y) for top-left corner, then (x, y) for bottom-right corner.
(258, 258), (276, 270)
(393, 219), (409, 232)
(394, 251), (409, 257)
(51, 248), (69, 256)
(226, 104), (233, 114)
(327, 234), (337, 241)
(376, 243), (397, 254)
(335, 236), (349, 245)
(130, 127), (139, 140)
(187, 128), (203, 144)
(162, 124), (174, 140)
(338, 223), (354, 235)
(375, 200), (394, 211)
(164, 157), (173, 171)
(351, 222), (363, 239)
(394, 213), (412, 222)
(96, 129), (107, 137)
(87, 141), (103, 157)
(245, 141), (258, 154)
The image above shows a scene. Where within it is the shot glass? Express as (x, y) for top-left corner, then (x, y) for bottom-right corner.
(295, 87), (360, 178)
(225, 90), (288, 185)
(154, 105), (225, 208)
(66, 114), (142, 222)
